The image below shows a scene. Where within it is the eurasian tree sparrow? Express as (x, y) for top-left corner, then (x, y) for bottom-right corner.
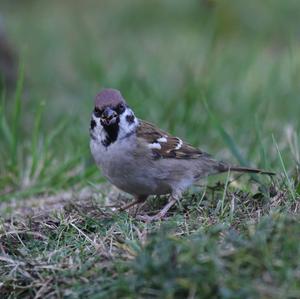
(90, 89), (275, 221)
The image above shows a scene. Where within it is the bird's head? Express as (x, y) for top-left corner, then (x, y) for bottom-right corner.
(93, 88), (127, 127)
(90, 88), (138, 146)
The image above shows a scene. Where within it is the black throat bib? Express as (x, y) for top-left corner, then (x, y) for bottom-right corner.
(101, 118), (120, 147)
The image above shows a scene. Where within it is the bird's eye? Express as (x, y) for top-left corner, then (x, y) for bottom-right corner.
(94, 107), (102, 118)
(116, 103), (125, 114)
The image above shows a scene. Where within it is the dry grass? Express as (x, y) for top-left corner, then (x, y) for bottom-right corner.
(1, 176), (299, 298)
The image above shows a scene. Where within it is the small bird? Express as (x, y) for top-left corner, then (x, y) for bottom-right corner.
(90, 88), (275, 221)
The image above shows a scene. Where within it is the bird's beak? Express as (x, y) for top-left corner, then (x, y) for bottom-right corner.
(100, 107), (118, 126)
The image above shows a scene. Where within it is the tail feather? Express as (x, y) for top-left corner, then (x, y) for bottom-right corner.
(223, 166), (275, 176)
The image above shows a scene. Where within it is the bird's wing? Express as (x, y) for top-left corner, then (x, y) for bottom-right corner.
(136, 120), (210, 160)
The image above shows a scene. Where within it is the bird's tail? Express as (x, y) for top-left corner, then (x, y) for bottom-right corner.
(220, 165), (275, 176)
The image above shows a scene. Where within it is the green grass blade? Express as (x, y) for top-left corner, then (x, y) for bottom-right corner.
(11, 62), (25, 165)
(254, 116), (267, 169)
(202, 97), (248, 166)
(30, 101), (45, 177)
(272, 134), (296, 202)
(0, 105), (13, 151)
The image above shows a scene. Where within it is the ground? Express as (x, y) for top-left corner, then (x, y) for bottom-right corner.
(1, 1), (300, 298)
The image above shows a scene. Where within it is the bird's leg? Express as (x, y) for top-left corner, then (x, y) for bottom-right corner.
(119, 195), (147, 211)
(136, 192), (181, 222)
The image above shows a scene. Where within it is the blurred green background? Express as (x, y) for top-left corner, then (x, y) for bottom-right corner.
(1, 0), (300, 196)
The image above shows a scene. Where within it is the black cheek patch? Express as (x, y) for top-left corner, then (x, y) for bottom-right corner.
(90, 119), (96, 130)
(126, 114), (135, 124)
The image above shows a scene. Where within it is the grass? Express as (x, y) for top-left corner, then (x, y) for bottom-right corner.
(1, 0), (300, 298)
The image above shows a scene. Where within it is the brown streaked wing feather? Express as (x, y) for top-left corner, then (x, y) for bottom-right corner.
(136, 120), (209, 159)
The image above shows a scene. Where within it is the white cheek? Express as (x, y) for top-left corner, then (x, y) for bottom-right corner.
(92, 115), (100, 126)
(118, 108), (138, 137)
(91, 115), (106, 141)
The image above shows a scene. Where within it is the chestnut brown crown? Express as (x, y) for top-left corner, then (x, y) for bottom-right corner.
(95, 88), (126, 110)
